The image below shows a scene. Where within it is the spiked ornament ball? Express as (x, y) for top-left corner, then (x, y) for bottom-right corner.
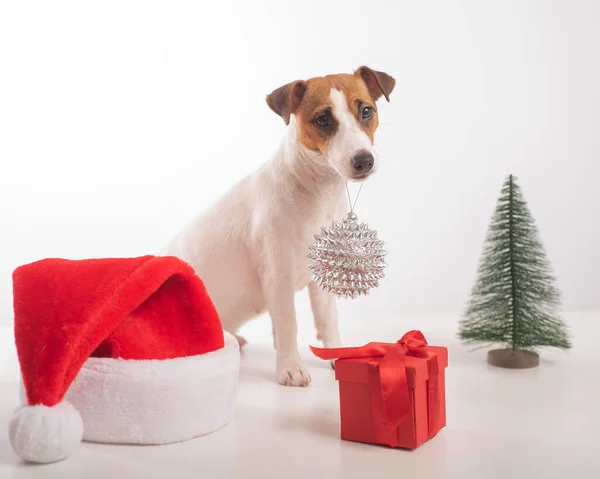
(308, 211), (387, 299)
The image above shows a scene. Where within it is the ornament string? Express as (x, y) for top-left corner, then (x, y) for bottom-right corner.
(345, 182), (364, 213)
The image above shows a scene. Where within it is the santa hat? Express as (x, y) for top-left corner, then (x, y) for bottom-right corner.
(8, 255), (240, 464)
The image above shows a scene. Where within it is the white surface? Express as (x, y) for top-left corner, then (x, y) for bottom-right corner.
(2, 1), (600, 328)
(2, 310), (599, 478)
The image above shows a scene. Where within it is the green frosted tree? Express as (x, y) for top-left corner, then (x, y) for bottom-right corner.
(459, 175), (571, 368)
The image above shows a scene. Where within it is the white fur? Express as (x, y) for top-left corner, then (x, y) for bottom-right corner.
(166, 88), (376, 386)
(14, 332), (239, 462)
(327, 88), (377, 179)
(9, 401), (83, 464)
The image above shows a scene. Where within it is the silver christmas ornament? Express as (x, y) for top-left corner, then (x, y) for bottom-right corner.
(308, 211), (387, 299)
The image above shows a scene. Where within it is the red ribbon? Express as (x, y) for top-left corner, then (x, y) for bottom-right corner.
(310, 330), (437, 429)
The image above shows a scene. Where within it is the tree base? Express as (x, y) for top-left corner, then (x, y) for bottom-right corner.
(487, 349), (539, 369)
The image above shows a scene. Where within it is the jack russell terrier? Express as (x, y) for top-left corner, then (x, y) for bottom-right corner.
(166, 66), (395, 387)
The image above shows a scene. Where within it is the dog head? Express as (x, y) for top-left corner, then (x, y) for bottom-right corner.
(266, 66), (395, 181)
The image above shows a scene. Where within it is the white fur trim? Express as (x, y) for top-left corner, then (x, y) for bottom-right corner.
(9, 401), (84, 464)
(18, 332), (240, 447)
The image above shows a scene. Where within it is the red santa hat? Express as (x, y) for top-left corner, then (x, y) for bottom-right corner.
(8, 255), (240, 464)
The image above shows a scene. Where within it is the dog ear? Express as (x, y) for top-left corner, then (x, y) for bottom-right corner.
(355, 66), (396, 102)
(266, 80), (308, 125)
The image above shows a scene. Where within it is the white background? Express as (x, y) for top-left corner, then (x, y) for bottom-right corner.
(1, 0), (598, 328)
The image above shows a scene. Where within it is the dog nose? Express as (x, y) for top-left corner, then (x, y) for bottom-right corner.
(351, 150), (374, 173)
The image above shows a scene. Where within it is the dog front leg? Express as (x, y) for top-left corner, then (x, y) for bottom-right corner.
(309, 281), (342, 369)
(263, 272), (311, 387)
(308, 281), (342, 348)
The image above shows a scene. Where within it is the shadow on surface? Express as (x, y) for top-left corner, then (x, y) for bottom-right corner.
(274, 406), (340, 440)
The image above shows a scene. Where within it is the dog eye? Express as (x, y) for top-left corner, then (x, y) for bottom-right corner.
(315, 114), (330, 127)
(362, 106), (374, 120)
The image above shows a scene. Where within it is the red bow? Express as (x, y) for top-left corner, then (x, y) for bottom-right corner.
(310, 330), (436, 428)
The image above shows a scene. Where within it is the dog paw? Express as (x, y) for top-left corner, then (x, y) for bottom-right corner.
(232, 333), (248, 348)
(276, 358), (311, 387)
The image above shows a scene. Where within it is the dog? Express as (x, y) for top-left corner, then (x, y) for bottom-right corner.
(166, 66), (395, 387)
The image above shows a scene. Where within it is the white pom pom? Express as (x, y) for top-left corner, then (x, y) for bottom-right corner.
(9, 401), (83, 463)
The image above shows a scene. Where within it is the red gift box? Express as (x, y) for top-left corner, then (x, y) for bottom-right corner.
(310, 330), (448, 449)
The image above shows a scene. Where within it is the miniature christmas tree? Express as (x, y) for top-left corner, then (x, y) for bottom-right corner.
(458, 174), (571, 368)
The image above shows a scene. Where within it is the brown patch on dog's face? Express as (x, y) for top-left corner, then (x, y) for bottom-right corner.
(293, 74), (372, 155)
(266, 67), (395, 180)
